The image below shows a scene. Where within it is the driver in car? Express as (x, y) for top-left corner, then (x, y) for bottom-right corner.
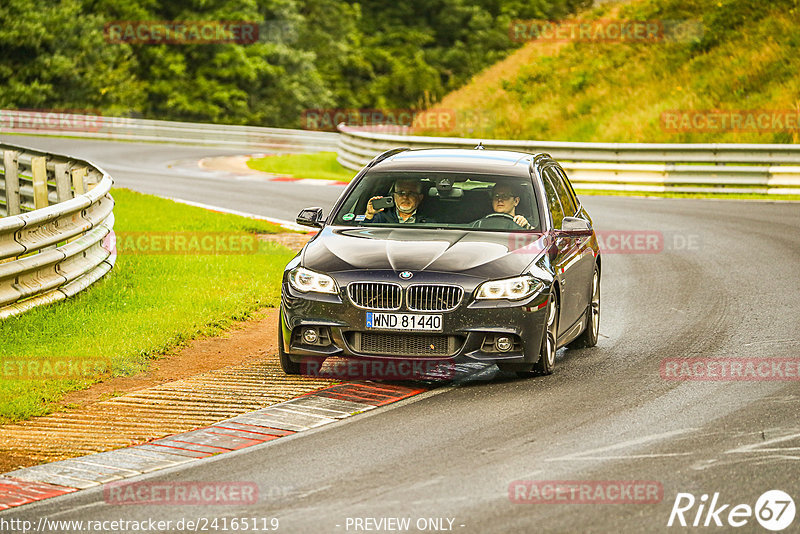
(490, 183), (533, 229)
(364, 178), (432, 223)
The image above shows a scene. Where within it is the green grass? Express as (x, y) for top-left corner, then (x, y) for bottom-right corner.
(0, 188), (296, 424)
(247, 152), (356, 182)
(435, 0), (800, 144)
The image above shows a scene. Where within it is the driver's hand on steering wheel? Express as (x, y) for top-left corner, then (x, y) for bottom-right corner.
(513, 214), (532, 229)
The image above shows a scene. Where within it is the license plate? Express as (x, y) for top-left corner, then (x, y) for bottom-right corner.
(366, 312), (442, 331)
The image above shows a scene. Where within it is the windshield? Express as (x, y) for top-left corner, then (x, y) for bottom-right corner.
(331, 171), (541, 231)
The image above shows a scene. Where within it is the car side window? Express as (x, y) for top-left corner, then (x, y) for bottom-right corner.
(554, 167), (580, 214)
(542, 171), (565, 229)
(546, 167), (577, 217)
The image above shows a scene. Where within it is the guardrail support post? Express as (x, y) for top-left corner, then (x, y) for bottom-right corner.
(54, 163), (72, 202)
(71, 167), (87, 195)
(3, 150), (21, 215)
(31, 156), (49, 209)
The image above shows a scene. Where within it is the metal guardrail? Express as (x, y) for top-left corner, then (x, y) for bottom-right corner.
(0, 110), (339, 152)
(337, 125), (800, 195)
(0, 142), (115, 319)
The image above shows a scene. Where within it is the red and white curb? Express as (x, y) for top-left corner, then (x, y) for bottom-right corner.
(0, 383), (424, 510)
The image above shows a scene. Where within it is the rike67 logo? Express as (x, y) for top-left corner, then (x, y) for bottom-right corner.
(668, 490), (796, 531)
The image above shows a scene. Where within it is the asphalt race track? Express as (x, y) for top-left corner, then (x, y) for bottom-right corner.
(2, 135), (799, 533)
(0, 135), (344, 223)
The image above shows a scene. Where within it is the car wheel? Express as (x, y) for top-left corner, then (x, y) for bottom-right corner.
(568, 265), (600, 349)
(530, 290), (558, 376)
(278, 311), (301, 375)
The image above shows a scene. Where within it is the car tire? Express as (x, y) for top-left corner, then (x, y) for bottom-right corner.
(530, 289), (558, 376)
(278, 311), (301, 375)
(568, 265), (600, 349)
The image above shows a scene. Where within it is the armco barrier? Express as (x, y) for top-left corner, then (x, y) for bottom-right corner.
(0, 110), (339, 153)
(0, 142), (115, 319)
(336, 125), (800, 195)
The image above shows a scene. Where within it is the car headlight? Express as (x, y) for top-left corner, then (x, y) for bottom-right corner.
(475, 275), (544, 301)
(288, 267), (338, 294)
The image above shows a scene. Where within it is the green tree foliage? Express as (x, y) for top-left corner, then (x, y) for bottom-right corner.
(0, 0), (590, 126)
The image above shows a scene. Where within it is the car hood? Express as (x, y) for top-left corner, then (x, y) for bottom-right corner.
(302, 227), (547, 279)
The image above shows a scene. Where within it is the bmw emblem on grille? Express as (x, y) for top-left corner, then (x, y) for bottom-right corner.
(399, 271), (413, 280)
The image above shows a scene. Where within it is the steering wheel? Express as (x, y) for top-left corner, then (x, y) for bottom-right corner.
(473, 212), (519, 229)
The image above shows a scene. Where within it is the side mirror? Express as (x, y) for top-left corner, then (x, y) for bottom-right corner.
(296, 207), (324, 228)
(561, 216), (591, 233)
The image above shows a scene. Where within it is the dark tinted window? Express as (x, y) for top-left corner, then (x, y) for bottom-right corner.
(554, 167), (580, 214)
(542, 171), (565, 229)
(545, 167), (577, 217)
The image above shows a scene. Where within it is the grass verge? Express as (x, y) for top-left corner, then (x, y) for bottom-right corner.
(247, 152), (356, 182)
(0, 188), (296, 424)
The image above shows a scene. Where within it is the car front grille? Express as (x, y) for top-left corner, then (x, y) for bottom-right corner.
(348, 282), (463, 311)
(348, 282), (402, 310)
(406, 285), (463, 311)
(347, 332), (462, 357)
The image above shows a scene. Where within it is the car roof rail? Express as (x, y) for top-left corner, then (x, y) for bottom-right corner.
(367, 147), (411, 168)
(529, 152), (552, 174)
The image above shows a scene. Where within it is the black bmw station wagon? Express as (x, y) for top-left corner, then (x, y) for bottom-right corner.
(279, 148), (601, 378)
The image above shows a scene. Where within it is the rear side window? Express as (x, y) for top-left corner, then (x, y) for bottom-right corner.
(542, 171), (565, 229)
(554, 167), (580, 214)
(545, 167), (577, 217)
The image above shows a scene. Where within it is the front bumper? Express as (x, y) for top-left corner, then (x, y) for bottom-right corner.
(280, 271), (549, 366)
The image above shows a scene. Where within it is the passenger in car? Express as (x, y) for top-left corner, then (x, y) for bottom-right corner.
(491, 183), (533, 229)
(364, 177), (434, 223)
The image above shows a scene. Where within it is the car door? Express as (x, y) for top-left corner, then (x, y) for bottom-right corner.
(542, 167), (588, 335)
(549, 166), (595, 334)
(542, 169), (577, 337)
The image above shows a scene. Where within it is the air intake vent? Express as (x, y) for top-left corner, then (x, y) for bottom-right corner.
(347, 332), (462, 356)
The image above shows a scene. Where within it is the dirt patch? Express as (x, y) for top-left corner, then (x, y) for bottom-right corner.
(58, 308), (279, 412)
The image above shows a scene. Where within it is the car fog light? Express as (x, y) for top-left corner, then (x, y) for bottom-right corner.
(495, 336), (513, 352)
(302, 328), (319, 344)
